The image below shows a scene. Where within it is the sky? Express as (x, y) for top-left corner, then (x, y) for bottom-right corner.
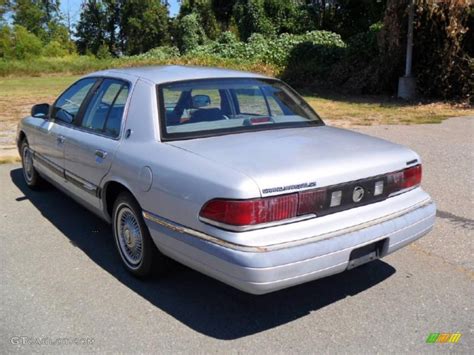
(60, 0), (181, 25)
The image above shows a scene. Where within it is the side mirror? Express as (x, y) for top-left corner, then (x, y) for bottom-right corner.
(192, 95), (211, 108)
(31, 103), (50, 118)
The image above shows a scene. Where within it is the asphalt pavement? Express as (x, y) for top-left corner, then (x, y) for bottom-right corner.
(1, 117), (473, 353)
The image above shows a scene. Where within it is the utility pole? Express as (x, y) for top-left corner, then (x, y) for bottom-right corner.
(398, 0), (417, 99)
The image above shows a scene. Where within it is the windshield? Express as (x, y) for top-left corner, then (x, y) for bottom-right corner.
(157, 78), (323, 140)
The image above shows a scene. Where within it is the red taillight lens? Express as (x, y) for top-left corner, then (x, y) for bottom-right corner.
(387, 164), (422, 193)
(403, 164), (422, 188)
(297, 189), (327, 215)
(200, 194), (298, 227)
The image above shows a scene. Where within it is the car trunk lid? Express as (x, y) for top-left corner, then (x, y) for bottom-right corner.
(167, 126), (419, 197)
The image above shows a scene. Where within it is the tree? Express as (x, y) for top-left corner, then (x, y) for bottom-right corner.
(211, 0), (239, 31)
(121, 0), (170, 55)
(11, 0), (45, 37)
(179, 0), (219, 39)
(11, 0), (65, 41)
(0, 0), (11, 24)
(233, 0), (274, 40)
(75, 0), (107, 55)
(103, 0), (121, 55)
(176, 12), (206, 53)
(303, 0), (387, 38)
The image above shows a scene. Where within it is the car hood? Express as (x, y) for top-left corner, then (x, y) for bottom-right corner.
(167, 126), (419, 196)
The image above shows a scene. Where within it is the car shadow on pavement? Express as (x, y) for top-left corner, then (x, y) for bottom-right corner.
(11, 168), (396, 340)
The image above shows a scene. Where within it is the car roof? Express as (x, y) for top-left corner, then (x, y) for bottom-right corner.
(85, 65), (271, 84)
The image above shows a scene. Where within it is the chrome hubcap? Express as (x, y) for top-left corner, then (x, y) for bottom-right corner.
(23, 146), (33, 182)
(117, 207), (143, 266)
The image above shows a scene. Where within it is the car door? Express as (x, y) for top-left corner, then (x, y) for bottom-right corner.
(64, 78), (130, 209)
(34, 78), (97, 183)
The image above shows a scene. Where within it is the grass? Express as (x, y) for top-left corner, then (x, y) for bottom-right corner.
(0, 75), (472, 163)
(0, 155), (20, 164)
(305, 94), (474, 126)
(0, 55), (277, 78)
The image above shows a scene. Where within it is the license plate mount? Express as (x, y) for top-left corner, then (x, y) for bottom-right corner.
(347, 239), (387, 270)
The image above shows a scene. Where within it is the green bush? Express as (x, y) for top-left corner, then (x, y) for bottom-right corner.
(0, 26), (13, 59)
(0, 52), (279, 78)
(189, 31), (247, 60)
(42, 40), (69, 57)
(326, 23), (383, 94)
(12, 25), (43, 59)
(345, 22), (382, 60)
(190, 30), (346, 72)
(176, 13), (207, 53)
(96, 43), (112, 59)
(131, 46), (181, 60)
(280, 31), (347, 86)
(0, 25), (43, 60)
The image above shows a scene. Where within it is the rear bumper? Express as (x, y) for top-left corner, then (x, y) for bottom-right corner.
(145, 198), (436, 295)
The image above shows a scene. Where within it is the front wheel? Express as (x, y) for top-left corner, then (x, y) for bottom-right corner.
(112, 192), (166, 277)
(20, 140), (43, 189)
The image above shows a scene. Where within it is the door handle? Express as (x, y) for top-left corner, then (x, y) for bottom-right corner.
(95, 149), (108, 159)
(57, 135), (65, 144)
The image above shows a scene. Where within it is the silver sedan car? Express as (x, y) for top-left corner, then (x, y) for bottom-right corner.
(17, 66), (436, 294)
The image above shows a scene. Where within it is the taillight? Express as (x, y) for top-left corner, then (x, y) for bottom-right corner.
(200, 164), (422, 230)
(403, 164), (422, 188)
(297, 189), (327, 215)
(387, 164), (422, 193)
(200, 194), (298, 227)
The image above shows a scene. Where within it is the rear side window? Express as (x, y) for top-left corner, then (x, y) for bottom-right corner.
(80, 79), (129, 138)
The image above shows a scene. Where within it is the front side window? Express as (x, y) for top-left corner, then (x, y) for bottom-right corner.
(80, 79), (129, 138)
(158, 78), (323, 140)
(52, 78), (96, 123)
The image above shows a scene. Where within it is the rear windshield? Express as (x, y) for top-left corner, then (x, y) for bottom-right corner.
(157, 78), (323, 140)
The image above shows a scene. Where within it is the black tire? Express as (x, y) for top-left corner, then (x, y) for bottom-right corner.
(20, 139), (43, 189)
(112, 192), (166, 277)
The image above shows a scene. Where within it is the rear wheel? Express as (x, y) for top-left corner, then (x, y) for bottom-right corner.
(20, 140), (43, 189)
(112, 192), (166, 277)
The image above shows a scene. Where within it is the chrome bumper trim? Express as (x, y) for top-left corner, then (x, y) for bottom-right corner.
(143, 197), (434, 253)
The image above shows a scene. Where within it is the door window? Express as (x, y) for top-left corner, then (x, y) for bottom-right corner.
(80, 79), (129, 138)
(52, 78), (96, 123)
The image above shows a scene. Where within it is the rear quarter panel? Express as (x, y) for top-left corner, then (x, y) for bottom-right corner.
(101, 77), (261, 226)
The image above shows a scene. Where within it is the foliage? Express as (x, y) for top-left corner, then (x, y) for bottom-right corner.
(176, 13), (207, 53)
(233, 0), (275, 40)
(414, 0), (473, 101)
(281, 30), (347, 86)
(0, 52), (278, 77)
(0, 0), (9, 23)
(179, 0), (220, 40)
(95, 42), (111, 59)
(129, 46), (180, 60)
(1, 0), (471, 101)
(190, 30), (346, 70)
(314, 0), (387, 39)
(0, 24), (42, 59)
(326, 22), (383, 94)
(11, 0), (68, 43)
(75, 0), (107, 55)
(120, 0), (170, 55)
(42, 39), (68, 57)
